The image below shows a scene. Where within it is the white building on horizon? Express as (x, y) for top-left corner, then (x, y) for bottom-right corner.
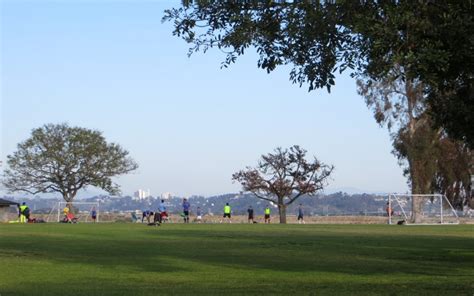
(133, 189), (151, 200)
(161, 192), (172, 200)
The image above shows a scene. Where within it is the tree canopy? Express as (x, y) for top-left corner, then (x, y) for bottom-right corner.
(164, 1), (474, 147)
(2, 123), (138, 202)
(232, 145), (333, 223)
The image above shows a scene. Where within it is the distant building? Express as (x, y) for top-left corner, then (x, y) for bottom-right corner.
(133, 189), (151, 200)
(161, 192), (172, 200)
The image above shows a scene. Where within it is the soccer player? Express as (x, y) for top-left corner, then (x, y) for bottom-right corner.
(196, 207), (202, 223)
(142, 210), (152, 223)
(91, 207), (97, 223)
(182, 198), (190, 223)
(247, 206), (254, 223)
(264, 205), (271, 224)
(297, 204), (305, 224)
(19, 202), (30, 223)
(158, 200), (168, 223)
(223, 203), (231, 223)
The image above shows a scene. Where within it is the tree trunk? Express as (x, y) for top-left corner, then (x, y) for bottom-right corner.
(62, 194), (71, 207)
(404, 112), (437, 223)
(405, 79), (423, 223)
(63, 193), (75, 213)
(278, 204), (287, 224)
(410, 161), (422, 223)
(410, 160), (423, 223)
(410, 158), (434, 223)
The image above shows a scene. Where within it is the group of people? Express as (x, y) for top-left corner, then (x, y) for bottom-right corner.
(179, 200), (233, 223)
(16, 199), (307, 225)
(246, 204), (305, 224)
(152, 199), (306, 224)
(143, 198), (204, 224)
(17, 200), (308, 225)
(14, 202), (99, 224)
(142, 199), (170, 225)
(61, 205), (97, 223)
(16, 202), (46, 223)
(181, 198), (203, 223)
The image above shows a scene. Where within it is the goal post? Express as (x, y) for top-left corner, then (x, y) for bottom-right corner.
(388, 194), (459, 225)
(57, 201), (100, 223)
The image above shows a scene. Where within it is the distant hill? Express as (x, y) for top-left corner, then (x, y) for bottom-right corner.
(3, 192), (389, 216)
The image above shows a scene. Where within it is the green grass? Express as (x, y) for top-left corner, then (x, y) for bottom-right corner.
(0, 223), (473, 295)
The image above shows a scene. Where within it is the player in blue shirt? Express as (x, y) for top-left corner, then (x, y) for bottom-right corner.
(158, 200), (168, 223)
(91, 207), (97, 223)
(182, 198), (190, 223)
(297, 204), (305, 224)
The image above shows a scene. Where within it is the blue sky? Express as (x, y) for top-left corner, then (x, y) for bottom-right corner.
(1, 1), (408, 197)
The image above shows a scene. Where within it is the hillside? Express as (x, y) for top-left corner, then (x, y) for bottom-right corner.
(3, 192), (388, 216)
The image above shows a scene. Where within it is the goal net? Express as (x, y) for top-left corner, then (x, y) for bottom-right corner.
(388, 194), (459, 225)
(52, 202), (100, 223)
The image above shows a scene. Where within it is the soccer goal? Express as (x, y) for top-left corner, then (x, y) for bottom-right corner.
(388, 194), (459, 225)
(50, 201), (100, 223)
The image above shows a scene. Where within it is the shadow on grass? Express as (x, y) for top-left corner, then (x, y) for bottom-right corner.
(0, 275), (469, 296)
(1, 224), (473, 295)
(0, 224), (472, 278)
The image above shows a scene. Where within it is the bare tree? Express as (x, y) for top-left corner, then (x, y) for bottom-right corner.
(232, 145), (333, 223)
(2, 123), (138, 204)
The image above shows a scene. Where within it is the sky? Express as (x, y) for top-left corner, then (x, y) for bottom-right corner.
(0, 1), (409, 197)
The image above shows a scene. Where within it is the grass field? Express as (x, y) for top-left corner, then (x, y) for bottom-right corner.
(0, 224), (473, 295)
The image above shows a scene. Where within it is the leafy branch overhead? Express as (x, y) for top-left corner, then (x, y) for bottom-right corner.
(164, 1), (474, 147)
(2, 123), (138, 202)
(164, 2), (355, 92)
